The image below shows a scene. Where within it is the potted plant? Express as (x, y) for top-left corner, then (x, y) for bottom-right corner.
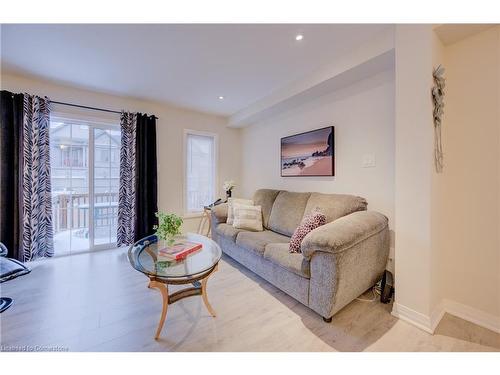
(153, 212), (183, 246)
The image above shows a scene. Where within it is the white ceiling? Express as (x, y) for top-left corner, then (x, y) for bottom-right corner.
(1, 24), (390, 116)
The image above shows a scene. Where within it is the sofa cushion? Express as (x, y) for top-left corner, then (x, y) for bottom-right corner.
(264, 243), (310, 278)
(236, 230), (290, 256)
(233, 204), (263, 231)
(215, 223), (247, 242)
(303, 192), (367, 223)
(268, 191), (311, 237)
(211, 203), (228, 224)
(252, 189), (281, 229)
(227, 198), (253, 225)
(289, 209), (326, 253)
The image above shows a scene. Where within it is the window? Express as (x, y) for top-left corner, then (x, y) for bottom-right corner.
(184, 130), (217, 214)
(98, 148), (110, 163)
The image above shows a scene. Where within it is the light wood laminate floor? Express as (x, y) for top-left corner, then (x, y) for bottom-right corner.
(1, 247), (499, 352)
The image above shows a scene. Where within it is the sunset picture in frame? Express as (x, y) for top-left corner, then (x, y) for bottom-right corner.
(281, 126), (334, 177)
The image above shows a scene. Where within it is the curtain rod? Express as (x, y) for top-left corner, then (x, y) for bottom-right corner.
(50, 100), (158, 119)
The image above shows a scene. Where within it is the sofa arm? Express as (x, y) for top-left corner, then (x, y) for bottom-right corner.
(210, 203), (228, 225)
(303, 211), (390, 319)
(301, 211), (388, 259)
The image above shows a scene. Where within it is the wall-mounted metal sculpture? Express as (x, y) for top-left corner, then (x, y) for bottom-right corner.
(432, 65), (445, 173)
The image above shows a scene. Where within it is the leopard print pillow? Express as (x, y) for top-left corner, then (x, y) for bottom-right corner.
(289, 209), (326, 253)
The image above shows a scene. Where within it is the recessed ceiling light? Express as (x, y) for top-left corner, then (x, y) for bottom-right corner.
(295, 34), (304, 41)
(218, 96), (224, 100)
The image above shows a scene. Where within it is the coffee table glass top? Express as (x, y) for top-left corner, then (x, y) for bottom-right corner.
(128, 233), (222, 279)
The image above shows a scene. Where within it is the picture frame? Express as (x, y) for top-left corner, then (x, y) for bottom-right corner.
(280, 126), (334, 177)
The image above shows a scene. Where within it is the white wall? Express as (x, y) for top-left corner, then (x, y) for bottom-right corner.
(0, 71), (242, 233)
(393, 24), (500, 333)
(430, 28), (447, 319)
(240, 70), (395, 227)
(393, 25), (436, 328)
(498, 28), (500, 322)
(435, 26), (500, 321)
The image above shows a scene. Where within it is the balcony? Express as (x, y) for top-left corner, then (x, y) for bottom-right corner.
(52, 192), (118, 255)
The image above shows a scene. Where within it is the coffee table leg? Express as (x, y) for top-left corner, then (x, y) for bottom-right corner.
(201, 270), (217, 317)
(149, 280), (169, 339)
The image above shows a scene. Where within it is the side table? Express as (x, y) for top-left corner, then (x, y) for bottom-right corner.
(197, 206), (212, 237)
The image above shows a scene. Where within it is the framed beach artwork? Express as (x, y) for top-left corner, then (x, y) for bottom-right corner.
(281, 126), (334, 177)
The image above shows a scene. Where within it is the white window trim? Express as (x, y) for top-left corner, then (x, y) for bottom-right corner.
(51, 111), (119, 130)
(183, 129), (219, 218)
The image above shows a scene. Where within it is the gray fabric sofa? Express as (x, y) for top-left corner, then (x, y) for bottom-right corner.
(210, 189), (390, 321)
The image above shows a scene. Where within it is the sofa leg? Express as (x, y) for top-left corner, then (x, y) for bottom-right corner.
(322, 316), (332, 323)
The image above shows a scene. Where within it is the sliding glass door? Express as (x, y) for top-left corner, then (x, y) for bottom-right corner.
(50, 120), (90, 255)
(92, 128), (120, 247)
(50, 117), (121, 255)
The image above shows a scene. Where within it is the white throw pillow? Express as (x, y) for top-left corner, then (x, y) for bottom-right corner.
(227, 198), (253, 225)
(232, 204), (263, 232)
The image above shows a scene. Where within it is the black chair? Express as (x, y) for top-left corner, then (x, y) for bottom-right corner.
(0, 242), (31, 313)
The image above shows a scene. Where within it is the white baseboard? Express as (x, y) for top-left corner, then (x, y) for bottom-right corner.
(391, 303), (434, 334)
(392, 300), (500, 334)
(441, 299), (500, 334)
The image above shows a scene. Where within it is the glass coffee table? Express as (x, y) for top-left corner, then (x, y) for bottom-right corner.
(128, 233), (222, 339)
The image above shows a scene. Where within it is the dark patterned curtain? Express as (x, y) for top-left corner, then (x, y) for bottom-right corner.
(1, 91), (54, 261)
(117, 112), (137, 247)
(0, 91), (24, 260)
(134, 113), (158, 241)
(21, 94), (54, 261)
(117, 112), (158, 246)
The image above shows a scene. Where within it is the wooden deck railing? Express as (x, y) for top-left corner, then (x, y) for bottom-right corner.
(52, 192), (118, 233)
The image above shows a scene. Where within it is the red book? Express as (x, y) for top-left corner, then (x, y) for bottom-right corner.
(158, 241), (202, 260)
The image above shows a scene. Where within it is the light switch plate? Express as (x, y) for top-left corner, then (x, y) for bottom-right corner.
(362, 154), (376, 168)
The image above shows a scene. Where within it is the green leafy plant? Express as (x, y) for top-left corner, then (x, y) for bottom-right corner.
(153, 212), (183, 245)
